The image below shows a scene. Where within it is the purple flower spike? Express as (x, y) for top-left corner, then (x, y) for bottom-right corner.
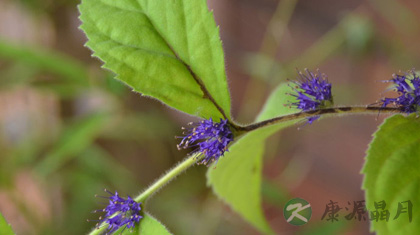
(93, 190), (142, 234)
(177, 118), (233, 165)
(381, 69), (420, 114)
(288, 69), (334, 123)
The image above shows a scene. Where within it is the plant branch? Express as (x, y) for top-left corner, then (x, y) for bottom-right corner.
(134, 152), (202, 202)
(236, 106), (402, 132)
(88, 105), (401, 235)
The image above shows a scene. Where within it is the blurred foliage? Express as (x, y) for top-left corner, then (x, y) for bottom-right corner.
(0, 0), (419, 234)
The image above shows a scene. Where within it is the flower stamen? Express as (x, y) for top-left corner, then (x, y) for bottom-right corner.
(287, 69), (334, 124)
(92, 189), (142, 234)
(177, 118), (233, 165)
(380, 69), (420, 114)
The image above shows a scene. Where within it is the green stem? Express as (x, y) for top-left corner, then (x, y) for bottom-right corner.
(134, 153), (202, 202)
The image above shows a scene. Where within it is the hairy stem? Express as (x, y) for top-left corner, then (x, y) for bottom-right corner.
(134, 153), (202, 202)
(237, 106), (401, 132)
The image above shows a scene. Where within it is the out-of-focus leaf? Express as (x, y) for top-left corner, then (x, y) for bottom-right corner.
(33, 83), (86, 98)
(0, 63), (38, 87)
(35, 113), (109, 176)
(0, 39), (88, 84)
(207, 83), (299, 234)
(78, 145), (135, 187)
(343, 14), (374, 54)
(79, 0), (231, 119)
(362, 114), (420, 234)
(0, 212), (15, 235)
(101, 112), (174, 141)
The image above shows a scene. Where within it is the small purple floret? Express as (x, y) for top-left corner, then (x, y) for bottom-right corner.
(288, 69), (333, 123)
(381, 70), (420, 114)
(94, 190), (142, 234)
(177, 118), (233, 165)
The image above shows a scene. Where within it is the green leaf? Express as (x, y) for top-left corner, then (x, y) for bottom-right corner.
(207, 83), (299, 234)
(137, 213), (172, 235)
(111, 213), (171, 235)
(79, 0), (231, 119)
(0, 212), (15, 235)
(90, 213), (171, 235)
(362, 114), (420, 234)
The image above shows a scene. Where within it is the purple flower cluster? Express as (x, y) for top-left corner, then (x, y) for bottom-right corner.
(94, 190), (142, 234)
(178, 118), (233, 165)
(289, 69), (333, 124)
(381, 70), (420, 114)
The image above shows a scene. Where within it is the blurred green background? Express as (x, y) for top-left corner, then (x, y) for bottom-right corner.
(0, 0), (419, 234)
